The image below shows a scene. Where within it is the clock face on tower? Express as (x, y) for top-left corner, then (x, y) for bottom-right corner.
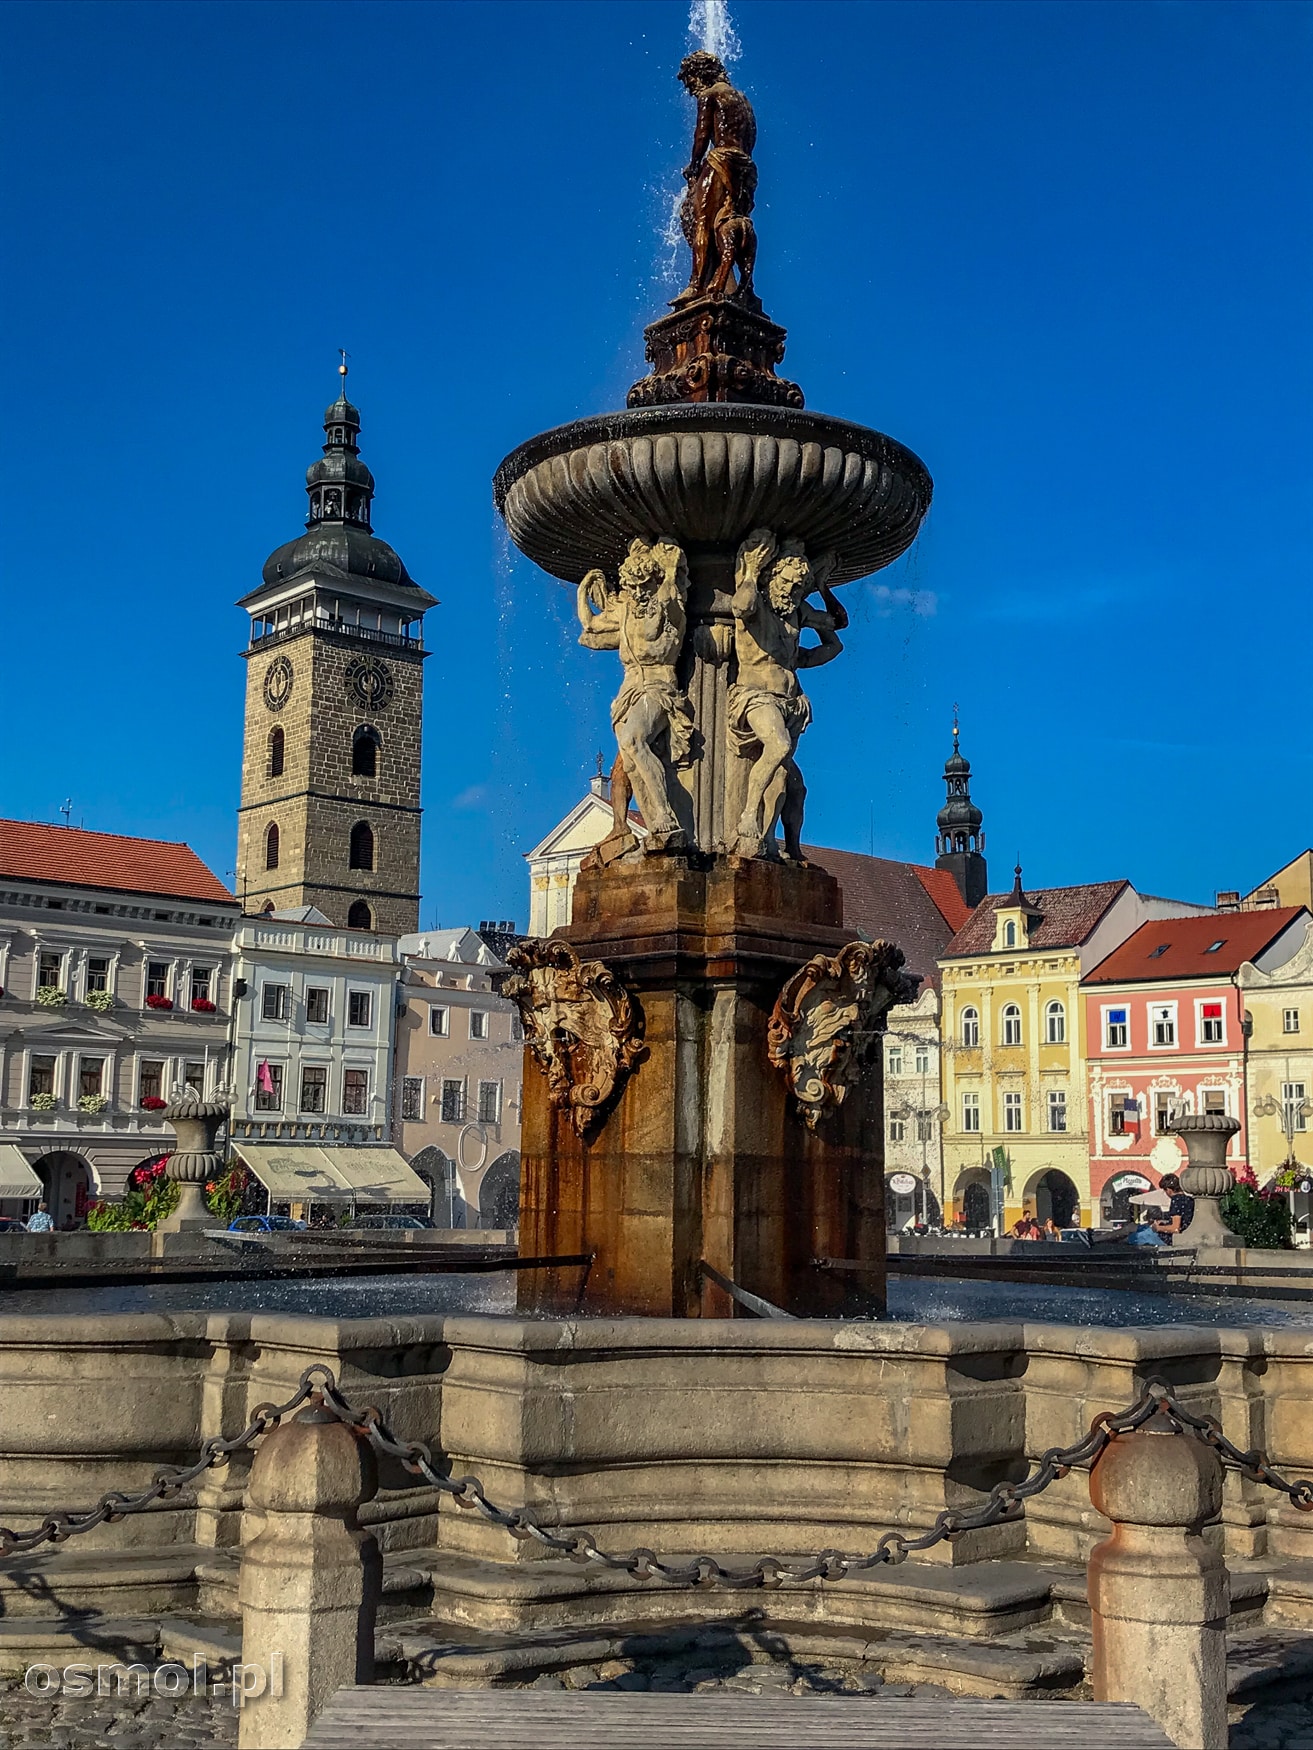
(262, 655), (294, 711)
(345, 656), (394, 712)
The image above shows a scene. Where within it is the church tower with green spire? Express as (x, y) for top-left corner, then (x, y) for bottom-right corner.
(234, 366), (436, 933)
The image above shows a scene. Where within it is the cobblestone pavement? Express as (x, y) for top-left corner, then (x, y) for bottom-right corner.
(2, 1663), (1310, 1746)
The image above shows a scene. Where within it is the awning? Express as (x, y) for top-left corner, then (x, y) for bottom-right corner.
(0, 1144), (44, 1200)
(233, 1144), (428, 1206)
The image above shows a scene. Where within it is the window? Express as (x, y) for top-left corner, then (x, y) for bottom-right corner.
(1202, 1088), (1226, 1117)
(79, 1058), (105, 1099)
(348, 821), (374, 871)
(267, 726), (284, 778)
(469, 1010), (489, 1041)
(342, 1069), (369, 1116)
(184, 1061), (205, 1094)
(28, 1055), (56, 1099)
(961, 1092), (980, 1132)
(38, 950), (62, 989)
(916, 1114), (934, 1142)
(1003, 1091), (1024, 1132)
(255, 1063), (284, 1112)
(299, 1066), (327, 1113)
(86, 956), (110, 993)
(347, 899), (373, 930)
(146, 961), (169, 1000)
(1283, 1082), (1308, 1133)
(1154, 1093), (1175, 1135)
(305, 987), (329, 1025)
(440, 1079), (465, 1123)
(914, 1046), (930, 1075)
(961, 1007), (979, 1047)
(1283, 1009), (1300, 1035)
(1045, 1001), (1065, 1044)
(429, 1006), (450, 1037)
(887, 1043), (903, 1075)
(1003, 920), (1017, 947)
(265, 823), (280, 870)
(262, 983), (289, 1021)
(1109, 1095), (1132, 1136)
(478, 1080), (502, 1124)
(1151, 1005), (1177, 1047)
(1001, 1004), (1022, 1046)
(139, 1060), (164, 1103)
(191, 968), (213, 1005)
(1047, 1090), (1067, 1133)
(351, 726), (380, 777)
(348, 990), (372, 1028)
(1198, 1002), (1224, 1045)
(401, 1077), (424, 1121)
(1105, 1007), (1129, 1049)
(889, 1117), (906, 1143)
(1148, 944), (1170, 959)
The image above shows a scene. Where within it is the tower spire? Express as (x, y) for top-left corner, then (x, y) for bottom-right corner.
(306, 357), (373, 530)
(934, 718), (988, 908)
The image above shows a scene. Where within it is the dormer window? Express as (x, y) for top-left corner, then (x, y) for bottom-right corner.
(1003, 920), (1017, 947)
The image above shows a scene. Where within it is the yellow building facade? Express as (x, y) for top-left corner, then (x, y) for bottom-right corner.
(1238, 912), (1313, 1181)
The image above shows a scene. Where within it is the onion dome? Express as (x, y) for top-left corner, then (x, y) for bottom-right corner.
(936, 723), (983, 836)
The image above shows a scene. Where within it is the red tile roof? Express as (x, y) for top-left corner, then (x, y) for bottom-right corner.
(0, 819), (235, 905)
(805, 846), (969, 991)
(1084, 906), (1308, 983)
(943, 880), (1130, 957)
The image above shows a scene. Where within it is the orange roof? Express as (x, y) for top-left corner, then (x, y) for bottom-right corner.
(913, 866), (973, 932)
(1084, 906), (1308, 983)
(0, 819), (235, 905)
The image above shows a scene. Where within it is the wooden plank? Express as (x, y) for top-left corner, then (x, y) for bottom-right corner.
(303, 1688), (1174, 1748)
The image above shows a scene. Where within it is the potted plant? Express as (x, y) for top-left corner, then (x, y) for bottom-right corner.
(29, 1092), (57, 1111)
(145, 993), (174, 1011)
(35, 987), (67, 1008)
(78, 1092), (110, 1114)
(85, 989), (114, 1012)
(140, 1094), (168, 1112)
(191, 996), (217, 1013)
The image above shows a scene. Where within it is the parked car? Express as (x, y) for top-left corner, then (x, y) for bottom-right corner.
(0, 1216), (28, 1234)
(227, 1215), (307, 1234)
(348, 1214), (434, 1231)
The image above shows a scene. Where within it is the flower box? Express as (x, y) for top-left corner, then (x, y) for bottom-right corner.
(78, 1093), (109, 1114)
(140, 1095), (168, 1112)
(35, 987), (67, 1008)
(29, 1092), (57, 1111)
(191, 997), (217, 1013)
(84, 989), (114, 1012)
(145, 994), (174, 1011)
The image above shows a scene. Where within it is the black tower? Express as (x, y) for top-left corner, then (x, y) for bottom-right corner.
(934, 717), (988, 908)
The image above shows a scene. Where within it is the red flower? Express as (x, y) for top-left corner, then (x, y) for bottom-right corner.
(191, 998), (217, 1013)
(145, 994), (174, 1011)
(140, 1096), (167, 1112)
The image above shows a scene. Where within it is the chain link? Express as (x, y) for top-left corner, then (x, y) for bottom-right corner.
(3, 1371), (1309, 1580)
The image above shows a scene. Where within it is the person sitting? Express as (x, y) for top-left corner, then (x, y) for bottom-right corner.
(1150, 1173), (1195, 1244)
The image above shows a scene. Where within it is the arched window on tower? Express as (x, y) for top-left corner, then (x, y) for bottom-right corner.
(1002, 1003), (1023, 1046)
(265, 824), (280, 870)
(267, 726), (284, 778)
(351, 725), (381, 777)
(347, 899), (373, 930)
(1046, 1000), (1066, 1044)
(349, 821), (375, 871)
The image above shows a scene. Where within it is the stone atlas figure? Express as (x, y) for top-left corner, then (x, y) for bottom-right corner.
(576, 535), (694, 851)
(728, 527), (846, 859)
(675, 51), (760, 308)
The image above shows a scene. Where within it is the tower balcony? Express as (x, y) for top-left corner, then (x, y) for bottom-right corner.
(247, 617), (426, 657)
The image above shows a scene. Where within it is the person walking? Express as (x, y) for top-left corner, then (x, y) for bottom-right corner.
(25, 1201), (54, 1233)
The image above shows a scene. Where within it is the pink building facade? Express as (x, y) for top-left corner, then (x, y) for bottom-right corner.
(1082, 907), (1307, 1222)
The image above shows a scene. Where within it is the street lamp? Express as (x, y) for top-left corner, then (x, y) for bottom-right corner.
(1253, 1092), (1313, 1167)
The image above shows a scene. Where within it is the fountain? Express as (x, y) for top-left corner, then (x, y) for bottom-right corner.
(495, 53), (931, 1318)
(155, 1086), (230, 1233)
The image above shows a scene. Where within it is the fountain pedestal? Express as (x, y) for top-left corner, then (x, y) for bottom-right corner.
(515, 855), (887, 1317)
(157, 1088), (229, 1234)
(1172, 1113), (1244, 1249)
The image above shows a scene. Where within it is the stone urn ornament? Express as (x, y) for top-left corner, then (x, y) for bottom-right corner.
(1170, 1112), (1243, 1249)
(158, 1085), (231, 1233)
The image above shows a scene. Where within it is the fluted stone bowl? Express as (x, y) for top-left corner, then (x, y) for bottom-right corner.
(493, 404), (933, 587)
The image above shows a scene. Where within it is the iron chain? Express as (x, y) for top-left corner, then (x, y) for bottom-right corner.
(3, 1372), (1309, 1581)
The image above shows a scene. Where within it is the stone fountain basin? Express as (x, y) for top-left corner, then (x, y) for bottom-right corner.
(494, 404), (932, 586)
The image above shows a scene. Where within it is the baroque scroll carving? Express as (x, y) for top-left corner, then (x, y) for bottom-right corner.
(505, 941), (647, 1138)
(768, 940), (918, 1129)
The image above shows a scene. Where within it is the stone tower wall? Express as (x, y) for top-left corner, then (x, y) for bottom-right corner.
(235, 632), (424, 935)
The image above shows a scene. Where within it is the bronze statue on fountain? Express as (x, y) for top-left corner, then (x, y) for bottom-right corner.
(494, 54), (931, 1318)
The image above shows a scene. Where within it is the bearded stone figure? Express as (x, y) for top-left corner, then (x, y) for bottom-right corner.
(728, 528), (847, 860)
(577, 536), (695, 851)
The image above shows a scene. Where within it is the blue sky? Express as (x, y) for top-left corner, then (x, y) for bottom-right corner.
(4, 0), (1309, 926)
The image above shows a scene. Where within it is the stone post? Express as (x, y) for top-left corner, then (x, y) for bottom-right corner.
(1173, 1113), (1243, 1249)
(1088, 1411), (1229, 1749)
(157, 1086), (230, 1233)
(237, 1405), (380, 1750)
